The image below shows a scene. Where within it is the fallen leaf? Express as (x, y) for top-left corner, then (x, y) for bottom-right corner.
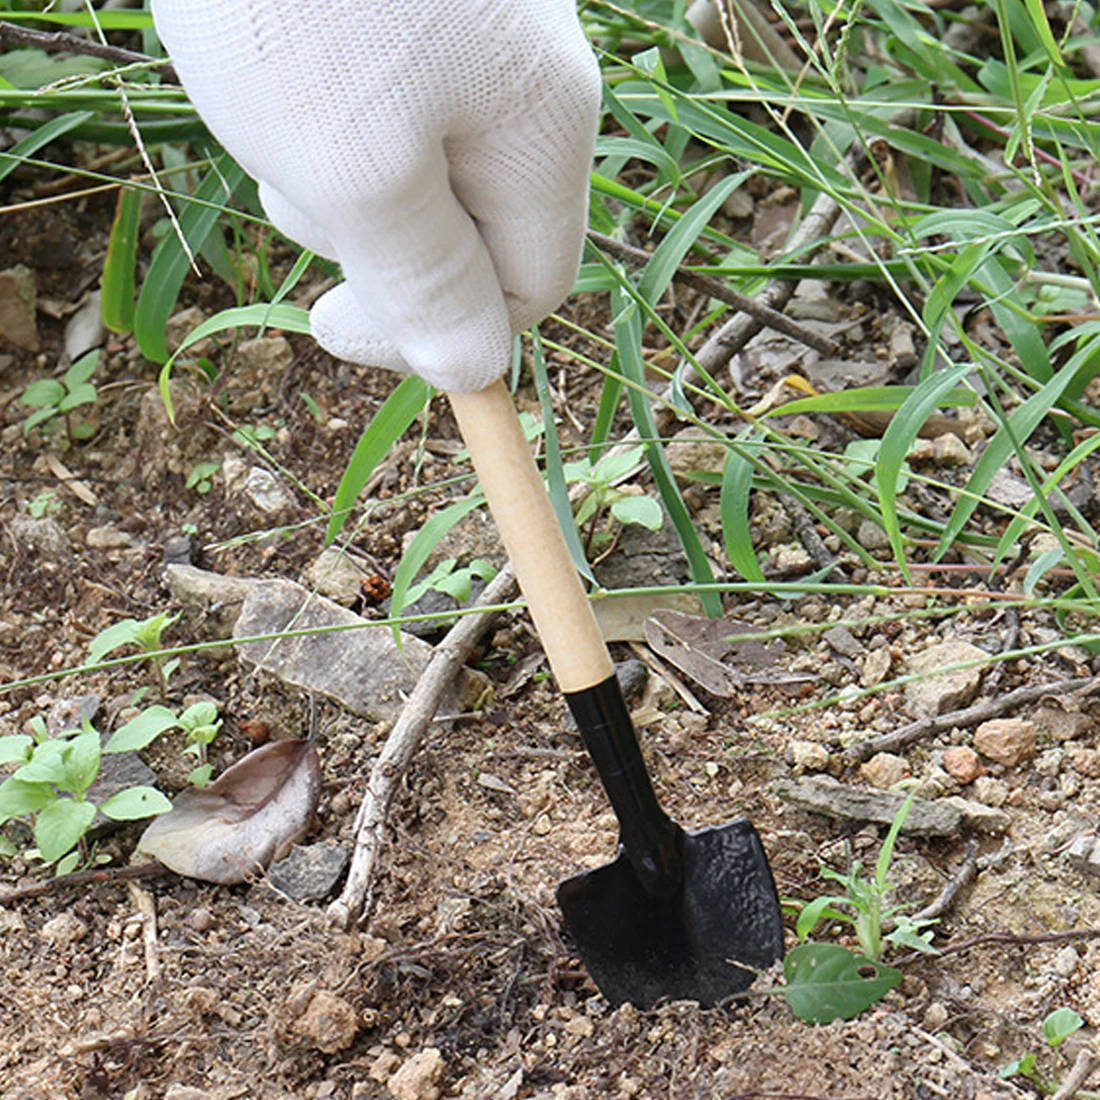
(136, 739), (321, 884)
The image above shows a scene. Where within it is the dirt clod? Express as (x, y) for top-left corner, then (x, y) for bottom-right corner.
(943, 744), (983, 783)
(291, 988), (359, 1054)
(387, 1048), (445, 1100)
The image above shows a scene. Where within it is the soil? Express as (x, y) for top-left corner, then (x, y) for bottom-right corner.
(3, 152), (1100, 1100)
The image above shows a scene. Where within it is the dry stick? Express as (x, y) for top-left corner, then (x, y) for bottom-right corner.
(0, 862), (169, 908)
(845, 677), (1097, 763)
(1053, 1050), (1100, 1100)
(328, 565), (518, 930)
(586, 229), (839, 357)
(910, 839), (979, 925)
(128, 880), (161, 983)
(0, 21), (179, 82)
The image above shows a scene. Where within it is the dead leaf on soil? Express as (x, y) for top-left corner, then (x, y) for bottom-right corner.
(136, 739), (321, 885)
(643, 609), (815, 697)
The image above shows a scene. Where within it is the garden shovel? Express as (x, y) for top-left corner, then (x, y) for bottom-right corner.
(448, 380), (784, 1008)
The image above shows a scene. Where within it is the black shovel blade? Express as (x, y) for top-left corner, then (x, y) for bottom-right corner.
(556, 818), (784, 1008)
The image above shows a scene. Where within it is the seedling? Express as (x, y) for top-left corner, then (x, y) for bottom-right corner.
(404, 557), (497, 608)
(1000, 1007), (1086, 1094)
(20, 349), (100, 442)
(564, 445), (663, 553)
(784, 794), (937, 1023)
(28, 490), (60, 518)
(178, 700), (222, 786)
(0, 717), (170, 874)
(87, 611), (180, 698)
(186, 461), (220, 495)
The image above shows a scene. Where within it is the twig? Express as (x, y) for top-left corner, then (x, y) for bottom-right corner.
(327, 566), (517, 929)
(787, 497), (847, 582)
(936, 928), (1100, 959)
(128, 880), (161, 983)
(845, 677), (1097, 763)
(1053, 1050), (1099, 1100)
(586, 229), (839, 357)
(0, 21), (179, 82)
(910, 839), (979, 924)
(0, 862), (170, 907)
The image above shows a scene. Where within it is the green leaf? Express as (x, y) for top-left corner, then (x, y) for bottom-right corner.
(135, 153), (247, 364)
(86, 618), (143, 664)
(131, 611), (178, 653)
(179, 701), (220, 731)
(98, 786), (172, 821)
(59, 730), (101, 797)
(325, 375), (431, 544)
(784, 943), (902, 1024)
(720, 441), (765, 583)
(55, 851), (81, 876)
(21, 379), (65, 410)
(104, 706), (179, 754)
(610, 495), (663, 531)
(877, 364), (973, 579)
(34, 799), (97, 863)
(14, 741), (68, 785)
(0, 111), (94, 186)
(0, 776), (55, 822)
(1043, 1007), (1084, 1048)
(64, 349), (99, 390)
(0, 735), (33, 765)
(58, 383), (98, 413)
(795, 894), (851, 942)
(768, 385), (976, 419)
(102, 188), (141, 334)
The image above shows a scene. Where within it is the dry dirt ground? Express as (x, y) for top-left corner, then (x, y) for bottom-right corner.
(3, 161), (1100, 1100)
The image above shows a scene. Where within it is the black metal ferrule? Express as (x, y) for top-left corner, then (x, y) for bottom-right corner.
(565, 674), (684, 899)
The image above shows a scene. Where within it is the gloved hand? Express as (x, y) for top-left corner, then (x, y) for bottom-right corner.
(151, 0), (601, 393)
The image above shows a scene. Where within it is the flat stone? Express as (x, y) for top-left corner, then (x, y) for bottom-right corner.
(85, 525), (134, 550)
(667, 427), (727, 480)
(974, 718), (1036, 767)
(941, 796), (1011, 834)
(789, 739), (830, 771)
(942, 745), (983, 784)
(823, 626), (864, 659)
(774, 775), (962, 836)
(243, 466), (294, 514)
(267, 842), (349, 902)
(233, 579), (487, 720)
(861, 646), (892, 688)
(972, 775), (1009, 807)
(1067, 833), (1100, 876)
(904, 641), (989, 719)
(1033, 706), (1091, 742)
(306, 546), (376, 605)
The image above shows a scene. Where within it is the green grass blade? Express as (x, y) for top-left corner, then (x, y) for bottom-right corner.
(325, 375), (431, 545)
(721, 438), (765, 582)
(100, 187), (141, 334)
(134, 153), (247, 364)
(0, 110), (93, 185)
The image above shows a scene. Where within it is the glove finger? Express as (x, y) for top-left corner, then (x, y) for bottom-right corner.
(447, 37), (600, 333)
(310, 283), (410, 375)
(259, 182), (339, 262)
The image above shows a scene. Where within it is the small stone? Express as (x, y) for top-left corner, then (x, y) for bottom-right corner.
(924, 1001), (949, 1030)
(1034, 706), (1090, 743)
(565, 1015), (595, 1038)
(306, 546), (374, 605)
(860, 752), (908, 789)
(39, 912), (88, 948)
(971, 775), (1009, 808)
(235, 334), (294, 375)
(1053, 946), (1080, 978)
(861, 646), (892, 688)
(942, 746), (983, 785)
(773, 545), (812, 574)
(788, 739), (830, 771)
(243, 466), (294, 514)
(164, 1087), (212, 1100)
(9, 515), (70, 557)
(823, 626), (864, 659)
(370, 1051), (403, 1083)
(856, 518), (892, 551)
(973, 718), (1037, 767)
(904, 641), (989, 719)
(85, 525), (134, 550)
(268, 842), (349, 902)
(0, 264), (39, 351)
(292, 989), (358, 1054)
(1070, 749), (1100, 779)
(188, 908), (214, 933)
(388, 1048), (445, 1100)
(667, 427), (727, 480)
(941, 796), (1011, 834)
(933, 433), (972, 466)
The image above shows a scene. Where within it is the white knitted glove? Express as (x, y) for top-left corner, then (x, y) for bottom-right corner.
(151, 0), (601, 393)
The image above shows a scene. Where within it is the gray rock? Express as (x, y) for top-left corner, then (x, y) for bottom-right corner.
(86, 525), (134, 550)
(268, 842), (349, 901)
(904, 640), (989, 719)
(63, 290), (104, 361)
(243, 466), (293, 514)
(306, 546), (375, 605)
(87, 749), (158, 831)
(9, 515), (69, 557)
(940, 796), (1011, 834)
(233, 579), (487, 720)
(774, 774), (963, 836)
(1067, 833), (1100, 876)
(860, 752), (908, 789)
(0, 264), (38, 352)
(163, 564), (262, 634)
(46, 693), (100, 736)
(824, 626), (864, 659)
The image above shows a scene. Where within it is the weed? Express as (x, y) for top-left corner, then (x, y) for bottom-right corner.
(186, 461), (220, 495)
(404, 557), (497, 609)
(27, 491), (60, 519)
(87, 612), (180, 698)
(565, 445), (664, 554)
(20, 349), (99, 442)
(1000, 1007), (1086, 1094)
(177, 700), (222, 786)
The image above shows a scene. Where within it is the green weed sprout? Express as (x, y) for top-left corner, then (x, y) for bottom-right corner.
(177, 700), (222, 786)
(564, 445), (663, 553)
(21, 349), (100, 442)
(404, 557), (497, 608)
(186, 461), (221, 495)
(0, 718), (170, 875)
(1000, 1007), (1086, 1094)
(87, 611), (180, 698)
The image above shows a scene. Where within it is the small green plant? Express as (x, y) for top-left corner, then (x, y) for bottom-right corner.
(0, 718), (171, 874)
(27, 490), (60, 519)
(20, 349), (100, 441)
(1000, 1007), (1086, 1094)
(87, 611), (180, 697)
(564, 445), (663, 553)
(177, 700), (222, 786)
(186, 461), (221, 495)
(784, 794), (937, 1023)
(404, 557), (497, 608)
(232, 422), (278, 448)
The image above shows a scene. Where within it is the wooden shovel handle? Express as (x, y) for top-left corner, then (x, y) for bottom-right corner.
(448, 380), (614, 694)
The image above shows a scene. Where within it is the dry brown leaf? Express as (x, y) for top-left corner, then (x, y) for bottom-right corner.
(136, 739), (321, 884)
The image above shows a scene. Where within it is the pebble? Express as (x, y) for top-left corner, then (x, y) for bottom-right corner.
(85, 525), (134, 550)
(972, 775), (1009, 808)
(188, 908), (214, 933)
(164, 1087), (212, 1100)
(243, 466), (294, 514)
(942, 745), (982, 784)
(860, 752), (908, 789)
(39, 912), (88, 948)
(973, 718), (1037, 767)
(388, 1048), (445, 1100)
(1069, 749), (1100, 779)
(1054, 946), (1080, 978)
(860, 646), (892, 688)
(788, 739), (830, 771)
(904, 641), (989, 718)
